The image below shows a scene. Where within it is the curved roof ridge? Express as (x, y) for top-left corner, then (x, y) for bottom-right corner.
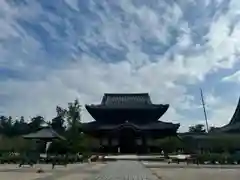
(104, 93), (149, 96)
(228, 97), (240, 125)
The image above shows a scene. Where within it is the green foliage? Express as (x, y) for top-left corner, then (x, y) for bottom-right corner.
(196, 153), (213, 163)
(188, 124), (206, 133)
(0, 153), (22, 163)
(47, 99), (94, 154)
(0, 99), (92, 154)
(155, 137), (183, 153)
(78, 134), (100, 152)
(182, 133), (240, 154)
(47, 140), (70, 154)
(0, 136), (30, 151)
(51, 107), (66, 134)
(209, 126), (217, 132)
(0, 115), (45, 137)
(195, 152), (240, 164)
(58, 99), (83, 153)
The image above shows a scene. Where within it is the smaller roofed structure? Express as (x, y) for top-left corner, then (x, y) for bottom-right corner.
(23, 127), (65, 140)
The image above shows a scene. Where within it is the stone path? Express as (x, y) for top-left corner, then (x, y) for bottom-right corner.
(86, 161), (159, 180)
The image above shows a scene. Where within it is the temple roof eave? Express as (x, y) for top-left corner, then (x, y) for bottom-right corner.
(81, 121), (180, 132)
(214, 123), (240, 133)
(85, 104), (169, 122)
(85, 104), (169, 109)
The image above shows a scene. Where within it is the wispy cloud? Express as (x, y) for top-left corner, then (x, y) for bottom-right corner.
(0, 0), (240, 131)
(222, 70), (240, 83)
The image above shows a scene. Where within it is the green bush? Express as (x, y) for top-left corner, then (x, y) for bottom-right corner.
(0, 153), (22, 163)
(231, 153), (240, 163)
(196, 153), (229, 164)
(226, 154), (235, 164)
(47, 140), (70, 154)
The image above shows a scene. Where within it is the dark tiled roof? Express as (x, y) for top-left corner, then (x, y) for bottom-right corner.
(82, 121), (180, 131)
(217, 123), (240, 132)
(22, 127), (65, 140)
(101, 93), (152, 106)
(179, 132), (240, 140)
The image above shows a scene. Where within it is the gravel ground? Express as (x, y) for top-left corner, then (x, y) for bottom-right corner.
(150, 167), (240, 180)
(0, 163), (105, 180)
(2, 161), (239, 180)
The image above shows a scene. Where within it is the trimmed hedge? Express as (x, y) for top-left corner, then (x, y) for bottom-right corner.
(0, 152), (90, 164)
(195, 153), (240, 164)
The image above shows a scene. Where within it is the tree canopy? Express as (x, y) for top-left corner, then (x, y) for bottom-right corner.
(188, 124), (206, 133)
(0, 99), (92, 153)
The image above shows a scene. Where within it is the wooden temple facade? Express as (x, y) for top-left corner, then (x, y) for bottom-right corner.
(82, 93), (180, 154)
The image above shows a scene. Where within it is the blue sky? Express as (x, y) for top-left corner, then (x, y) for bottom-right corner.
(0, 0), (240, 132)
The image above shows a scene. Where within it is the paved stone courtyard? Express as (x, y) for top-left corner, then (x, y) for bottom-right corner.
(86, 161), (159, 180)
(0, 161), (240, 180)
(0, 163), (105, 180)
(150, 167), (240, 180)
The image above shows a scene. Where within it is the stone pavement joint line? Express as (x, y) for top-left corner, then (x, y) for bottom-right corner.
(87, 161), (159, 180)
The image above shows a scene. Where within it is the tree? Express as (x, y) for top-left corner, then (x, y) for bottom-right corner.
(66, 99), (82, 129)
(54, 99), (82, 152)
(51, 106), (66, 134)
(188, 124), (206, 133)
(65, 99), (82, 152)
(0, 116), (13, 136)
(28, 116), (44, 132)
(209, 126), (217, 132)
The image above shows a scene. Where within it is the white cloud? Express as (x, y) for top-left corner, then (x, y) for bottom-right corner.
(209, 104), (237, 127)
(222, 71), (240, 83)
(0, 0), (240, 133)
(0, 58), (192, 120)
(64, 0), (79, 11)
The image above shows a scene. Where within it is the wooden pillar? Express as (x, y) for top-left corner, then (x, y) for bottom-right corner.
(142, 136), (147, 154)
(136, 138), (142, 154)
(112, 138), (118, 153)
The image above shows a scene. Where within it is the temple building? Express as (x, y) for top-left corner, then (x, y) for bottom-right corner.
(180, 97), (240, 153)
(82, 93), (180, 154)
